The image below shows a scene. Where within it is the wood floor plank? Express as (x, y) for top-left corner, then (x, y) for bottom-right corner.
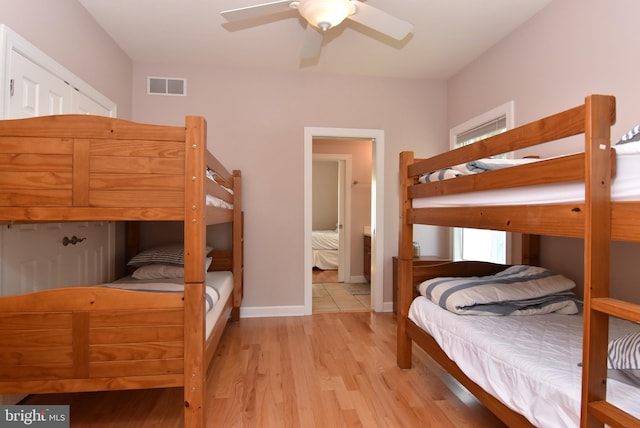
(21, 312), (506, 427)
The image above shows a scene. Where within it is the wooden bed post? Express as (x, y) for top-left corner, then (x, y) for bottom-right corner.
(521, 234), (540, 266)
(397, 151), (415, 369)
(232, 170), (243, 321)
(581, 95), (615, 428)
(183, 116), (208, 428)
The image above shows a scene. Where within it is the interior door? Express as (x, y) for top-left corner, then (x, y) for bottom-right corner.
(0, 222), (113, 296)
(72, 89), (112, 115)
(8, 51), (72, 118)
(336, 159), (346, 282)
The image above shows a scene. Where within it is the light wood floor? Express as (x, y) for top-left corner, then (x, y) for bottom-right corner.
(22, 313), (506, 427)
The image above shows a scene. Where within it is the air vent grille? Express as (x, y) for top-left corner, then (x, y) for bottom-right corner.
(147, 77), (187, 96)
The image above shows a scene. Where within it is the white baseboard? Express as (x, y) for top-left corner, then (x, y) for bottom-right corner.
(239, 301), (394, 318)
(240, 305), (306, 318)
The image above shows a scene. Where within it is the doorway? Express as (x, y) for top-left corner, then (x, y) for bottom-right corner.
(312, 155), (350, 282)
(304, 127), (385, 315)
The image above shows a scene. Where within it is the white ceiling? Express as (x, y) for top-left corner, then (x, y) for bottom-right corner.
(78, 0), (552, 80)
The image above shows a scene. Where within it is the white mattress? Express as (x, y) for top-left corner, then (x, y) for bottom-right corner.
(409, 296), (640, 427)
(413, 145), (640, 208)
(205, 271), (233, 339)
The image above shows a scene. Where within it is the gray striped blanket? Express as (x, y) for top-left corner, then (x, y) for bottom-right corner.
(417, 265), (579, 315)
(418, 158), (540, 183)
(107, 277), (220, 312)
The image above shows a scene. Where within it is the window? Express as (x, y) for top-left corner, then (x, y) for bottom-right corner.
(450, 101), (514, 264)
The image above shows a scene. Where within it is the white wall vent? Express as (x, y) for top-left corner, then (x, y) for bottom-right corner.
(147, 77), (187, 96)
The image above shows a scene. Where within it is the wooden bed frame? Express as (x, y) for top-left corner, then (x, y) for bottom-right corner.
(397, 94), (640, 427)
(0, 114), (243, 428)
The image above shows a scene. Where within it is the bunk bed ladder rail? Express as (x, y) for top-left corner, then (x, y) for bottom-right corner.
(582, 95), (640, 428)
(397, 151), (415, 369)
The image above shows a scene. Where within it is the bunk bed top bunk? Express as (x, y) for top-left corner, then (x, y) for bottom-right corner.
(0, 114), (243, 428)
(397, 95), (640, 427)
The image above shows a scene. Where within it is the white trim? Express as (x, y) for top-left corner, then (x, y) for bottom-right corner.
(449, 101), (514, 149)
(304, 127), (385, 314)
(240, 305), (306, 318)
(449, 101), (514, 263)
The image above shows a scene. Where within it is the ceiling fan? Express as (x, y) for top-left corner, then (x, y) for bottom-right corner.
(220, 0), (413, 60)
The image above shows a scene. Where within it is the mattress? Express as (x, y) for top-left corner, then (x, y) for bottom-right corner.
(109, 271), (233, 339)
(409, 297), (640, 427)
(413, 144), (640, 208)
(312, 249), (339, 270)
(312, 230), (339, 250)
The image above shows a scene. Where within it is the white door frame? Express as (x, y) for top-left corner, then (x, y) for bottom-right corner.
(304, 127), (385, 314)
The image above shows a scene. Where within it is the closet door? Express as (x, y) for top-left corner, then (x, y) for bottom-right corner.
(0, 222), (113, 296)
(7, 51), (72, 118)
(72, 89), (112, 115)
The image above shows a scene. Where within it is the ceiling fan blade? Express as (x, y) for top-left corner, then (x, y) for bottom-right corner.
(348, 1), (413, 40)
(300, 24), (323, 60)
(221, 0), (293, 22)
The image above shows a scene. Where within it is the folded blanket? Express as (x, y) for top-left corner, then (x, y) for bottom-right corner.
(418, 157), (540, 183)
(417, 265), (579, 315)
(107, 277), (220, 313)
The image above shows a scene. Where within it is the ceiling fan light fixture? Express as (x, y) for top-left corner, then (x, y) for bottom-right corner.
(297, 0), (356, 31)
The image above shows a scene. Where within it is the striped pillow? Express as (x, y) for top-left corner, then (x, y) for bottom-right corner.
(616, 124), (640, 145)
(608, 330), (640, 370)
(128, 244), (213, 267)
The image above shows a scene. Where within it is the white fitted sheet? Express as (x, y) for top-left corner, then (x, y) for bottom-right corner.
(204, 271), (233, 339)
(312, 230), (339, 250)
(409, 296), (640, 428)
(413, 147), (640, 208)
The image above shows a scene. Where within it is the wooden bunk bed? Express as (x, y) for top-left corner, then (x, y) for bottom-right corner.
(0, 114), (243, 428)
(397, 94), (640, 427)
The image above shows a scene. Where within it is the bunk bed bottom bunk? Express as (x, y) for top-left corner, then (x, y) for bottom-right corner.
(1, 241), (238, 428)
(110, 270), (235, 352)
(0, 265), (236, 396)
(398, 260), (640, 427)
(409, 294), (640, 427)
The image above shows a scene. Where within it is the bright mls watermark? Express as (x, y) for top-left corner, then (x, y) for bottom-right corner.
(1, 405), (69, 427)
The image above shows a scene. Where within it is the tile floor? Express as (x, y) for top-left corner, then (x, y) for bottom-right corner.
(312, 269), (370, 313)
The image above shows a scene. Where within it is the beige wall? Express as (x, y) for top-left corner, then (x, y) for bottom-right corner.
(448, 0), (640, 302)
(0, 0), (133, 118)
(311, 160), (339, 231)
(132, 63), (448, 310)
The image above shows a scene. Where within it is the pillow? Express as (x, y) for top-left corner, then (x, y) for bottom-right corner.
(606, 330), (640, 387)
(127, 244), (213, 267)
(615, 124), (640, 145)
(132, 257), (213, 280)
(608, 330), (640, 370)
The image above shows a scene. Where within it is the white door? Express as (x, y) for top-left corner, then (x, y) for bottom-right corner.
(336, 159), (346, 282)
(72, 89), (112, 116)
(8, 51), (72, 118)
(0, 222), (113, 296)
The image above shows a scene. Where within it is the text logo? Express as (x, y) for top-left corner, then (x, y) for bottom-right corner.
(1, 406), (69, 427)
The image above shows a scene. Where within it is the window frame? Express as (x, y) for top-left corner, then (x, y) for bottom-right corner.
(449, 101), (514, 264)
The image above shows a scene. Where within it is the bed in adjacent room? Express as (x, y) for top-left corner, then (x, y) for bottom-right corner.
(312, 229), (339, 270)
